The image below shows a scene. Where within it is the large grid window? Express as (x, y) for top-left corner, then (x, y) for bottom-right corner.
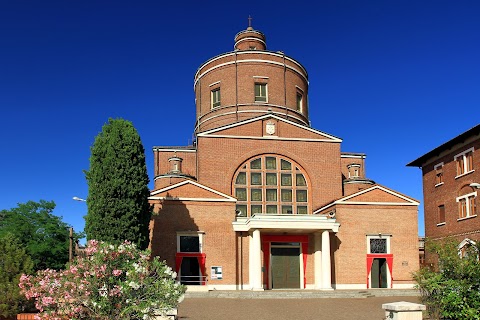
(233, 155), (308, 216)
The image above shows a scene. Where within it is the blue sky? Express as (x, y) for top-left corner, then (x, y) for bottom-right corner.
(1, 1), (479, 240)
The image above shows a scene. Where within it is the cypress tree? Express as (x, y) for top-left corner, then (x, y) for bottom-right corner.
(0, 233), (34, 317)
(85, 118), (151, 249)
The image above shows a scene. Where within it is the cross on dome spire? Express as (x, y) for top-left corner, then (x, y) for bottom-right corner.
(247, 15), (253, 30)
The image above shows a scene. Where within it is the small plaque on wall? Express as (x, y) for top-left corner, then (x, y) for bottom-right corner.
(211, 266), (223, 280)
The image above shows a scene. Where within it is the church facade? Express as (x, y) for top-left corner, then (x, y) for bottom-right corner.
(148, 25), (419, 290)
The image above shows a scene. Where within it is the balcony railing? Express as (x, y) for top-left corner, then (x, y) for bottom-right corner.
(179, 275), (207, 286)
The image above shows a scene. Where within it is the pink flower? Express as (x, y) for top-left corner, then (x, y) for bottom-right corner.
(113, 269), (122, 276)
(69, 265), (78, 274)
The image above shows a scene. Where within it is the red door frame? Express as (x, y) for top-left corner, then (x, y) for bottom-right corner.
(366, 253), (393, 288)
(175, 252), (207, 285)
(262, 235), (309, 289)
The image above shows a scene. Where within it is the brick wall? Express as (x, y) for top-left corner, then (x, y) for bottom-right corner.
(421, 137), (480, 264)
(149, 200), (238, 285)
(334, 204), (419, 286)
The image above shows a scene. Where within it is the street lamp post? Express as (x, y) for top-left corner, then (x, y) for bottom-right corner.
(69, 227), (73, 262)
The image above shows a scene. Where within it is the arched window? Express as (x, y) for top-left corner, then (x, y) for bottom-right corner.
(233, 155), (309, 216)
(458, 238), (477, 259)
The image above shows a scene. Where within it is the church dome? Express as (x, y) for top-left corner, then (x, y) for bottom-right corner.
(193, 21), (309, 133)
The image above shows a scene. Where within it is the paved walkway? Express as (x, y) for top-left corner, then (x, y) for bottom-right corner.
(178, 291), (422, 320)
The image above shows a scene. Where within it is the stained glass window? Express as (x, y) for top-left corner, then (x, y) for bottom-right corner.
(235, 188), (246, 201)
(251, 205), (262, 214)
(266, 189), (277, 201)
(370, 239), (387, 254)
(297, 206), (307, 214)
(266, 157), (276, 169)
(236, 172), (246, 185)
(266, 173), (277, 185)
(282, 205), (293, 214)
(281, 189), (292, 202)
(251, 158), (261, 169)
(266, 205), (277, 214)
(251, 173), (262, 185)
(281, 159), (292, 170)
(251, 189), (262, 201)
(296, 174), (306, 186)
(236, 204), (247, 217)
(296, 190), (307, 202)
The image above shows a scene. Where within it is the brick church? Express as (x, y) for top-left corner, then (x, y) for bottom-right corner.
(148, 24), (419, 290)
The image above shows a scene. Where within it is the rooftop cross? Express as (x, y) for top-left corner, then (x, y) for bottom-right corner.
(248, 15), (253, 28)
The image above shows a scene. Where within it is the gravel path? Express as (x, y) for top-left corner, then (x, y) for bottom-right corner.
(178, 296), (422, 320)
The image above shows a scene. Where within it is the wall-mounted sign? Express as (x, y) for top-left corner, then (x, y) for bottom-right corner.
(211, 266), (223, 280)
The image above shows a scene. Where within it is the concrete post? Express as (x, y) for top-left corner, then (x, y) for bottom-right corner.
(154, 308), (178, 320)
(382, 301), (426, 320)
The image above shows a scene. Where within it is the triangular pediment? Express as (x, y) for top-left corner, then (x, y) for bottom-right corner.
(313, 185), (419, 213)
(197, 114), (342, 143)
(149, 180), (236, 202)
(338, 185), (419, 206)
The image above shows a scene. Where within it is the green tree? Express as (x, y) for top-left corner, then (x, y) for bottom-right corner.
(414, 239), (480, 320)
(0, 200), (78, 271)
(0, 233), (34, 317)
(85, 118), (151, 249)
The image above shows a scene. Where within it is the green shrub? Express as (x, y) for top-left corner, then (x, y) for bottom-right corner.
(414, 239), (480, 320)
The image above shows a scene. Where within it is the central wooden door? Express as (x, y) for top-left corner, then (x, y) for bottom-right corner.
(271, 246), (300, 289)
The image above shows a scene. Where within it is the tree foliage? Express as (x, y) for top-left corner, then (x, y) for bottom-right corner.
(85, 118), (151, 249)
(0, 200), (78, 271)
(414, 239), (480, 320)
(0, 233), (34, 317)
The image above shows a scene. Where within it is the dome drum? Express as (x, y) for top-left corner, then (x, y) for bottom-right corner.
(234, 29), (267, 50)
(194, 47), (309, 133)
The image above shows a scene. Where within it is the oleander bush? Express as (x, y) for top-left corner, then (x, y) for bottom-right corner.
(19, 240), (185, 320)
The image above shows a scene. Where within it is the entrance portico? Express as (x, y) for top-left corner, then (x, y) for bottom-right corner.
(232, 214), (340, 290)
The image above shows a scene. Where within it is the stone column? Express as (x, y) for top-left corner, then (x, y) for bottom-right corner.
(251, 229), (263, 290)
(321, 230), (332, 290)
(314, 232), (322, 289)
(249, 232), (254, 289)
